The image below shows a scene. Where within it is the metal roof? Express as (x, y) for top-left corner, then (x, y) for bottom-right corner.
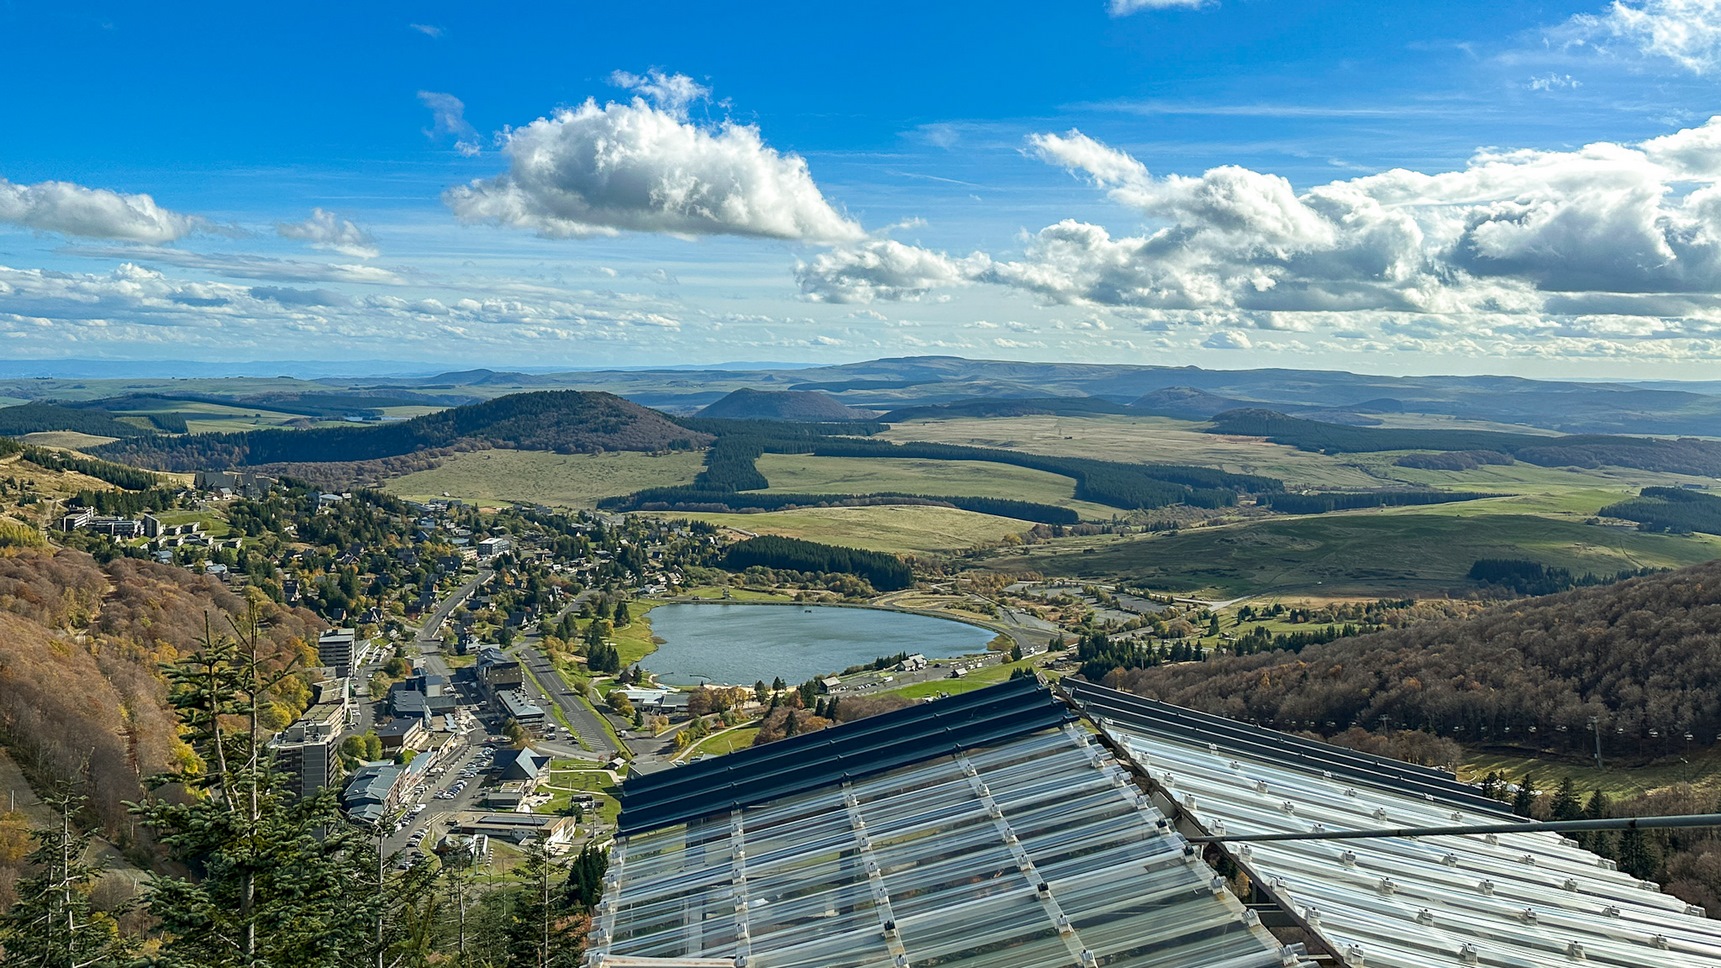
(1072, 681), (1721, 968)
(617, 675), (1074, 835)
(590, 697), (1305, 968)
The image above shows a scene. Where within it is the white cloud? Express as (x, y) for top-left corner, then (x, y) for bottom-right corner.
(409, 23), (443, 37)
(418, 91), (482, 156)
(1528, 73), (1582, 91)
(276, 208), (379, 259)
(446, 76), (863, 242)
(796, 240), (989, 303)
(1566, 0), (1721, 73)
(609, 69), (711, 118)
(1109, 0), (1210, 14)
(0, 177), (200, 242)
(1203, 330), (1253, 349)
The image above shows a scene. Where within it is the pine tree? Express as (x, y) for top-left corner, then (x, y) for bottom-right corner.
(508, 838), (583, 968)
(1617, 826), (1660, 880)
(132, 610), (383, 968)
(1550, 777), (1583, 821)
(0, 786), (132, 968)
(1512, 774), (1537, 818)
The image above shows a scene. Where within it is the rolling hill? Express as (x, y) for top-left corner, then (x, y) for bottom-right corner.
(696, 388), (875, 422)
(90, 390), (711, 472)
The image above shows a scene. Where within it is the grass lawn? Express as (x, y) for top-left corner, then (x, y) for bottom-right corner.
(687, 723), (762, 757)
(883, 656), (1054, 701)
(385, 449), (704, 508)
(1461, 747), (1721, 801)
(753, 454), (1118, 520)
(539, 763), (623, 827)
(152, 508), (232, 537)
(659, 505), (1030, 555)
(999, 512), (1721, 598)
(678, 585), (798, 603)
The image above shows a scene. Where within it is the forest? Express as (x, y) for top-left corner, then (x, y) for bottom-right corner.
(608, 486), (1080, 524)
(1209, 409), (1721, 475)
(1103, 558), (1721, 757)
(91, 391), (710, 471)
(1601, 487), (1721, 536)
(0, 402), (153, 439)
(0, 548), (323, 909)
(722, 535), (914, 591)
(1259, 489), (1500, 514)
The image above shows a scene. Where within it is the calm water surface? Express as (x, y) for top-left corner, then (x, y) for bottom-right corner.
(641, 603), (996, 686)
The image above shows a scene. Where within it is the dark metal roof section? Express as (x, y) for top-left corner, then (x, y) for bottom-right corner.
(1066, 679), (1513, 816)
(618, 676), (1074, 834)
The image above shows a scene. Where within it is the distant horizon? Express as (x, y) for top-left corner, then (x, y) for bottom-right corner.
(3, 352), (1721, 388)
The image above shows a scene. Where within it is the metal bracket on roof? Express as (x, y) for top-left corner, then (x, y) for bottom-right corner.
(955, 750), (1092, 968)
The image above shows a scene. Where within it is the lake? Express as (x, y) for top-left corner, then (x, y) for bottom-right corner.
(640, 603), (999, 686)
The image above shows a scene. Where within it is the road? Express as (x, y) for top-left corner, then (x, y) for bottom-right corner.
(415, 568), (494, 649)
(513, 633), (618, 759)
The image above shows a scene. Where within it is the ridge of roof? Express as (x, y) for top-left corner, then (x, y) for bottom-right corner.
(617, 676), (1072, 834)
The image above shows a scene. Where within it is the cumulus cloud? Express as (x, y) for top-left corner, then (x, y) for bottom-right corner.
(444, 75), (862, 242)
(1567, 0), (1721, 73)
(419, 91), (482, 157)
(0, 177), (200, 242)
(276, 208), (379, 259)
(1109, 0), (1209, 13)
(796, 240), (989, 303)
(974, 122), (1721, 318)
(1203, 330), (1253, 349)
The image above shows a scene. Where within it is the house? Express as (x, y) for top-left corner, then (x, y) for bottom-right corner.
(493, 747), (552, 786)
(452, 814), (576, 849)
(496, 690), (546, 731)
(376, 717), (431, 754)
(341, 764), (405, 825)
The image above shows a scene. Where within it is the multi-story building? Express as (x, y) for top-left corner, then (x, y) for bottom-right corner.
(269, 701), (347, 799)
(317, 628), (356, 676)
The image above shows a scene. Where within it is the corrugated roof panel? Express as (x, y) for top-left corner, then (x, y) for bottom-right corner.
(618, 676), (1073, 834)
(588, 705), (1305, 968)
(1074, 682), (1721, 968)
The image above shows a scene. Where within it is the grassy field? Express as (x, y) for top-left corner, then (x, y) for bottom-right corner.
(19, 431), (121, 450)
(1462, 747), (1721, 801)
(880, 415), (1389, 488)
(385, 449), (704, 508)
(658, 505), (1030, 555)
(152, 508), (232, 537)
(753, 454), (1119, 519)
(998, 512), (1721, 597)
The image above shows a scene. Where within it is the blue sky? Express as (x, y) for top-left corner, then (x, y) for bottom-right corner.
(5, 0), (1721, 377)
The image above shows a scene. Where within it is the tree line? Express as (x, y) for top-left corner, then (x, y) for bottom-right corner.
(1209, 409), (1721, 476)
(1260, 489), (1500, 514)
(1601, 486), (1721, 536)
(1104, 559), (1721, 757)
(608, 487), (1080, 525)
(1466, 558), (1664, 596)
(92, 391), (710, 471)
(722, 535), (914, 591)
(0, 403), (154, 439)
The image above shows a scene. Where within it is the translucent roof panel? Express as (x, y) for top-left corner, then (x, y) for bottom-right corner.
(1072, 681), (1721, 968)
(586, 719), (1303, 968)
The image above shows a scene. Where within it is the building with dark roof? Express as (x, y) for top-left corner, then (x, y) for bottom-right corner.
(589, 677), (1305, 968)
(587, 678), (1721, 968)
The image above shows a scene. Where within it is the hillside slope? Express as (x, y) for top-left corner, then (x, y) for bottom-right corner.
(696, 388), (874, 422)
(1107, 559), (1721, 757)
(0, 548), (323, 903)
(90, 390), (711, 471)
